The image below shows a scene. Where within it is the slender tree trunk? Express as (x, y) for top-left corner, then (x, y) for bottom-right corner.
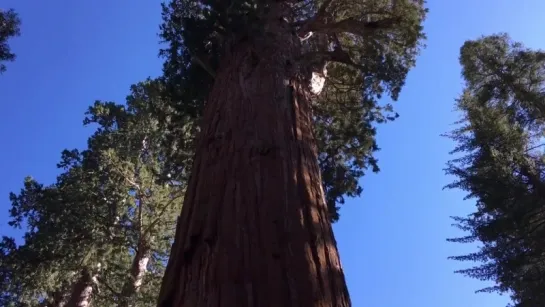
(65, 268), (97, 307)
(157, 6), (351, 307)
(46, 289), (68, 307)
(118, 243), (151, 307)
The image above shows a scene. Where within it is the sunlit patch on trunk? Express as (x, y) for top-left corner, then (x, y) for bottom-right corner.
(310, 68), (327, 95)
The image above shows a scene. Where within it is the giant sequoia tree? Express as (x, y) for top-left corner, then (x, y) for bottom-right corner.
(445, 34), (545, 306)
(157, 0), (426, 305)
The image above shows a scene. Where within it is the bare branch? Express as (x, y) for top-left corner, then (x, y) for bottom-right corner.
(526, 143), (545, 153)
(188, 50), (216, 79)
(300, 31), (314, 41)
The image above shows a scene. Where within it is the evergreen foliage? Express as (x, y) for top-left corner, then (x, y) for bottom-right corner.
(5, 1), (545, 306)
(0, 0), (430, 304)
(158, 0), (427, 221)
(0, 8), (20, 73)
(445, 34), (545, 306)
(0, 80), (186, 306)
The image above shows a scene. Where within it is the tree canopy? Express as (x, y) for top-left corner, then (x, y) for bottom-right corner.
(0, 8), (20, 73)
(445, 33), (545, 306)
(1, 1), (430, 305)
(0, 80), (186, 306)
(158, 0), (427, 221)
(12, 2), (545, 307)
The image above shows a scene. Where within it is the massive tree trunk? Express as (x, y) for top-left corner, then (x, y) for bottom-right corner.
(65, 268), (97, 307)
(118, 242), (151, 307)
(158, 7), (351, 307)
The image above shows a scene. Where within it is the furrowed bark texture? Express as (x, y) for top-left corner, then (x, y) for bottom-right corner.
(158, 8), (351, 307)
(65, 268), (96, 307)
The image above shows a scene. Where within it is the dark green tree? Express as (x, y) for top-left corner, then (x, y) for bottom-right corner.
(81, 80), (186, 307)
(0, 80), (187, 307)
(156, 0), (427, 305)
(159, 0), (426, 222)
(0, 170), (107, 307)
(445, 34), (545, 306)
(0, 8), (21, 73)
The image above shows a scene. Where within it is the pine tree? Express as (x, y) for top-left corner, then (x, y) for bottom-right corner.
(0, 80), (187, 307)
(0, 8), (20, 73)
(445, 34), (545, 306)
(157, 0), (427, 305)
(81, 80), (186, 307)
(0, 170), (107, 307)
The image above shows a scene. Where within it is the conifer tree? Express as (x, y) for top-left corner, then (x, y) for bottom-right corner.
(445, 34), (545, 306)
(0, 80), (186, 307)
(82, 80), (187, 307)
(0, 8), (20, 73)
(156, 0), (427, 305)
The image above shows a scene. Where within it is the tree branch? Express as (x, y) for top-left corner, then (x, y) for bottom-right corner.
(142, 193), (183, 237)
(307, 16), (401, 36)
(293, 0), (335, 36)
(526, 143), (545, 153)
(96, 276), (121, 297)
(191, 52), (216, 79)
(300, 49), (362, 70)
(316, 0), (336, 18)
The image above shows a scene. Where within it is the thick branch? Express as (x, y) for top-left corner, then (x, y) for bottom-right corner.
(142, 194), (182, 237)
(307, 16), (401, 36)
(292, 0), (335, 29)
(294, 0), (398, 38)
(189, 51), (216, 79)
(316, 0), (336, 17)
(300, 49), (361, 70)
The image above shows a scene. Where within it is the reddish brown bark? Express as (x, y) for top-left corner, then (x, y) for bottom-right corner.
(158, 8), (351, 307)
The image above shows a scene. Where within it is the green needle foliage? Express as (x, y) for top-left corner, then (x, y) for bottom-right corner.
(0, 80), (186, 306)
(0, 8), (20, 73)
(158, 0), (427, 222)
(1, 0), (428, 304)
(445, 33), (545, 306)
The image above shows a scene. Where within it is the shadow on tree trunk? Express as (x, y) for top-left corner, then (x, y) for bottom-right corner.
(157, 28), (351, 305)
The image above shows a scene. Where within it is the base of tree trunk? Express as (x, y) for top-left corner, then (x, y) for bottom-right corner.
(157, 10), (351, 307)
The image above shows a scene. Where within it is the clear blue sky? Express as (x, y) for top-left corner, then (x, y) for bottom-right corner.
(1, 1), (544, 306)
